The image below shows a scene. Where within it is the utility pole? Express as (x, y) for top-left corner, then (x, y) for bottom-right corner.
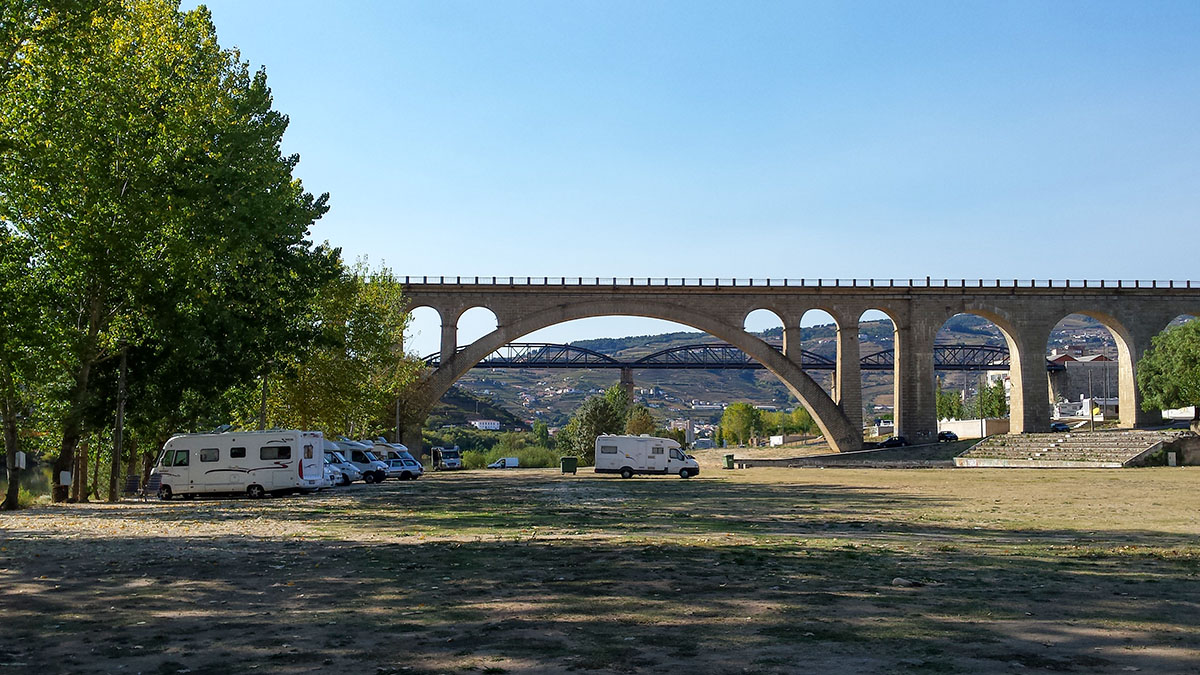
(1088, 368), (1095, 432)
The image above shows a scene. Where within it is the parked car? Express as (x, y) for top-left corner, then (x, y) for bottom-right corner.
(937, 431), (958, 442)
(1050, 422), (1071, 432)
(385, 457), (423, 480)
(487, 457), (519, 469)
(878, 435), (910, 448)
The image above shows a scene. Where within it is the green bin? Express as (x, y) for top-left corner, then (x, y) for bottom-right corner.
(560, 456), (578, 474)
(724, 454), (735, 470)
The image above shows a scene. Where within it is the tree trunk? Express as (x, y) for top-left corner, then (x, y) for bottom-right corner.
(52, 363), (94, 502)
(2, 409), (20, 510)
(90, 439), (101, 501)
(108, 348), (127, 502)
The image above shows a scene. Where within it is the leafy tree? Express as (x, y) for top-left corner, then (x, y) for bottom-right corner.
(936, 379), (966, 420)
(532, 420), (552, 448)
(0, 1), (334, 498)
(969, 380), (1007, 419)
(604, 384), (631, 420)
(0, 231), (68, 509)
(721, 402), (761, 445)
(625, 406), (656, 436)
(715, 426), (724, 447)
(259, 261), (418, 437)
(560, 395), (624, 464)
(791, 406), (817, 435)
(1138, 319), (1200, 425)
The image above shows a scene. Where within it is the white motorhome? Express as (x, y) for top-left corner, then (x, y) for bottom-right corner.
(332, 440), (387, 483)
(594, 435), (700, 479)
(152, 430), (325, 499)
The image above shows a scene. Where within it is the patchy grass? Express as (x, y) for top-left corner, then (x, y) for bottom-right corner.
(1, 467), (1199, 673)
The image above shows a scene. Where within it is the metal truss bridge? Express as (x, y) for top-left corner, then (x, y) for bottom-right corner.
(423, 342), (1066, 372)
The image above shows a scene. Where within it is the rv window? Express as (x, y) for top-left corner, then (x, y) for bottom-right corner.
(260, 446), (291, 460)
(351, 451), (367, 463)
(159, 450), (172, 467)
(230, 447), (246, 459)
(200, 448), (219, 462)
(652, 447), (664, 455)
(304, 445), (314, 459)
(600, 446), (618, 454)
(173, 450), (189, 467)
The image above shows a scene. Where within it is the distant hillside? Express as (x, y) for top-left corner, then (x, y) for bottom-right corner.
(442, 314), (1120, 428)
(429, 386), (529, 431)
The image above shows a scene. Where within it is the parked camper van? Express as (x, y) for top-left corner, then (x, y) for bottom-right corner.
(322, 445), (362, 484)
(431, 446), (462, 470)
(594, 434), (700, 479)
(152, 430), (325, 499)
(487, 457), (519, 469)
(333, 440), (388, 483)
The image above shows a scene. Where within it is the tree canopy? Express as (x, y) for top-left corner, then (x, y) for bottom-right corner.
(1138, 319), (1200, 417)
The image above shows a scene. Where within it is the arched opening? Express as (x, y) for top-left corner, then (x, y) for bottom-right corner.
(800, 309), (838, 398)
(404, 306), (442, 359)
(421, 300), (862, 454)
(934, 313), (1015, 439)
(1046, 313), (1122, 427)
(457, 306), (499, 347)
(859, 309), (896, 439)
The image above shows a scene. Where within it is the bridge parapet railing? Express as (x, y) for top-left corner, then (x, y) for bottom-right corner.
(401, 276), (1195, 289)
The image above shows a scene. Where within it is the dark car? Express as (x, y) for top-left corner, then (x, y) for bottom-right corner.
(937, 431), (958, 442)
(1050, 422), (1071, 432)
(878, 435), (910, 448)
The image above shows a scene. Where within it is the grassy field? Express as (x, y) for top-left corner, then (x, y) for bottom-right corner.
(2, 467), (1198, 674)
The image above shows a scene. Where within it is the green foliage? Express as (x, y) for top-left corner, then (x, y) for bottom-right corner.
(0, 0), (338, 498)
(968, 380), (1008, 419)
(937, 379), (966, 420)
(1138, 319), (1200, 412)
(559, 393), (625, 464)
(624, 406), (656, 436)
(532, 421), (552, 448)
(260, 260), (419, 437)
(603, 384), (631, 420)
(461, 445), (560, 470)
(756, 407), (817, 437)
(721, 402), (762, 445)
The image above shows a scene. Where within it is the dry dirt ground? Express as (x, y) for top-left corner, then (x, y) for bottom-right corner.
(2, 467), (1199, 674)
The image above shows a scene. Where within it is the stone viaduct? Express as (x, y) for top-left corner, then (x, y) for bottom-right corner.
(401, 278), (1200, 454)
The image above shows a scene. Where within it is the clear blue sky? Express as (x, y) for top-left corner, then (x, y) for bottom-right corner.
(191, 1), (1200, 354)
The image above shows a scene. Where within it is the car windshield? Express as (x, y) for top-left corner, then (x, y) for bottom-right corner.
(365, 451), (379, 462)
(443, 450), (460, 459)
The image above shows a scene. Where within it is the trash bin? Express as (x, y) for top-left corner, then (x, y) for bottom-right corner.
(723, 454), (735, 470)
(560, 456), (578, 474)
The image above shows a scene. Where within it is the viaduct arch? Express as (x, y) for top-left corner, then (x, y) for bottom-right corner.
(402, 278), (1200, 454)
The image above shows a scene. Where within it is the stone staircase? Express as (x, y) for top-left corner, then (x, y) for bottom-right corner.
(955, 430), (1192, 468)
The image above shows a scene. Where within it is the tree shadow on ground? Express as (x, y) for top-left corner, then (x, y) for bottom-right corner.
(1, 475), (1198, 674)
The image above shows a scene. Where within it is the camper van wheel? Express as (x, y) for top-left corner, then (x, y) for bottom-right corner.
(363, 472), (377, 484)
(158, 485), (172, 500)
(620, 467), (634, 479)
(246, 484), (266, 499)
(679, 469), (691, 479)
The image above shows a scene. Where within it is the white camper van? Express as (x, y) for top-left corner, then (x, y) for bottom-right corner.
(594, 435), (700, 479)
(152, 430), (325, 499)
